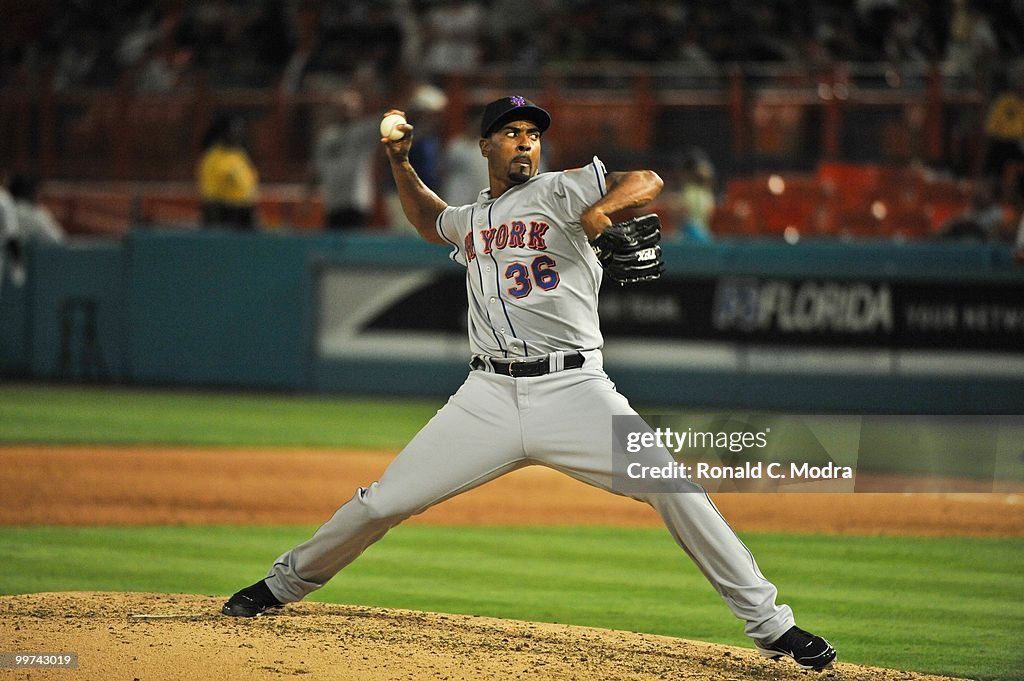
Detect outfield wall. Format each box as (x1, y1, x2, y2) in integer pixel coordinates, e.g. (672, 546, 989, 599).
(2, 230, 1022, 412)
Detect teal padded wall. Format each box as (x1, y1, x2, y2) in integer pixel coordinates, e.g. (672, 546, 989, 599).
(0, 272, 29, 376)
(120, 231, 453, 388)
(25, 241, 126, 381)
(125, 230, 331, 388)
(2, 230, 1021, 412)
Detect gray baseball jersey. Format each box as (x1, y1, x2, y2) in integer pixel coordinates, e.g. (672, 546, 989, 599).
(264, 156, 796, 646)
(436, 156, 607, 358)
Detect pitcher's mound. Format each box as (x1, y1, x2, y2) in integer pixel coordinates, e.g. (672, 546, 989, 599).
(1, 592, 962, 680)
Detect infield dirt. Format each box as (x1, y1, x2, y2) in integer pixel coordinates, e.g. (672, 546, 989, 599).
(2, 446, 1022, 533)
(2, 445, 1017, 680)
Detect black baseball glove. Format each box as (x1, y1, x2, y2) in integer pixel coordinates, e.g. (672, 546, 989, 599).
(589, 213, 665, 284)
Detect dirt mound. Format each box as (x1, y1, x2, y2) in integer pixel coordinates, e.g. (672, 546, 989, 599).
(0, 592, 965, 681)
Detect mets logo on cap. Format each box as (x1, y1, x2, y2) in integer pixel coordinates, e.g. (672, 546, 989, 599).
(510, 95, 527, 107)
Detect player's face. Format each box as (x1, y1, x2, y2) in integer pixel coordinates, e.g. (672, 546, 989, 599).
(481, 120, 542, 189)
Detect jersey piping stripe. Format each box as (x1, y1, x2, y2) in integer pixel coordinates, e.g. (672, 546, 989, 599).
(701, 489, 770, 581)
(590, 156, 607, 197)
(469, 204, 509, 355)
(486, 201, 525, 356)
(435, 211, 461, 263)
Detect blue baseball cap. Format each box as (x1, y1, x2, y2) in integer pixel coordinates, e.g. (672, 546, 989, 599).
(480, 95, 551, 138)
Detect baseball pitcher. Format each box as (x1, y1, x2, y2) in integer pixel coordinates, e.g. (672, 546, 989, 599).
(223, 96, 836, 672)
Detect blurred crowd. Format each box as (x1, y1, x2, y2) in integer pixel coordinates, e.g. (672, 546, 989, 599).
(2, 0, 1022, 95)
(2, 0, 1023, 252)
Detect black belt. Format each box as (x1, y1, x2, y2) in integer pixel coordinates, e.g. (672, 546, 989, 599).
(472, 351, 585, 378)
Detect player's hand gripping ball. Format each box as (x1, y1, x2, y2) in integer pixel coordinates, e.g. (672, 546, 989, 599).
(380, 113, 407, 141)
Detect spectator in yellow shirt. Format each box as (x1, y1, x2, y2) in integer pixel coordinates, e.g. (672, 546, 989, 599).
(197, 115, 259, 228)
(983, 61, 1024, 202)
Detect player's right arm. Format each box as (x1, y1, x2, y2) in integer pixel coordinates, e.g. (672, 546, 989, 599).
(380, 109, 447, 245)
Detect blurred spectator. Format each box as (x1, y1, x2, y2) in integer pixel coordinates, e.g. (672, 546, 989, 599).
(2, 174, 66, 291)
(197, 115, 259, 229)
(442, 105, 490, 207)
(811, 10, 862, 62)
(52, 29, 107, 90)
(394, 0, 425, 73)
(0, 174, 18, 291)
(943, 0, 999, 87)
(312, 89, 380, 230)
(406, 84, 447, 192)
(937, 177, 1006, 240)
(116, 7, 161, 69)
(673, 26, 720, 78)
(384, 83, 448, 233)
(661, 149, 716, 242)
(132, 44, 184, 93)
(124, 7, 195, 93)
(982, 60, 1024, 203)
(9, 174, 65, 245)
(299, 3, 404, 93)
(482, 0, 557, 69)
(278, 2, 319, 94)
(882, 2, 935, 65)
(422, 0, 483, 76)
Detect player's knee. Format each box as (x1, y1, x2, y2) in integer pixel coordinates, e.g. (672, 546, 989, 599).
(356, 483, 418, 522)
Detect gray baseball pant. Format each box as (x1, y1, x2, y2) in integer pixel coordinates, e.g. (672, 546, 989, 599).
(265, 352, 795, 645)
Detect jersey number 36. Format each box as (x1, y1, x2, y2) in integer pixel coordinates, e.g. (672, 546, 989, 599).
(505, 255, 560, 299)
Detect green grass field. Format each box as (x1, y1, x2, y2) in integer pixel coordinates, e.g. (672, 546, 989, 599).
(2, 383, 1023, 680)
(0, 526, 1020, 680)
(0, 383, 439, 449)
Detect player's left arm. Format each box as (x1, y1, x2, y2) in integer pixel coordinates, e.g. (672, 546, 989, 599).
(579, 170, 663, 241)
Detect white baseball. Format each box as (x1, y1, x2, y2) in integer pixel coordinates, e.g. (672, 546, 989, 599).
(380, 113, 407, 141)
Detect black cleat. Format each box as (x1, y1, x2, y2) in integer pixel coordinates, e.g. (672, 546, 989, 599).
(756, 625, 837, 671)
(222, 580, 284, 618)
